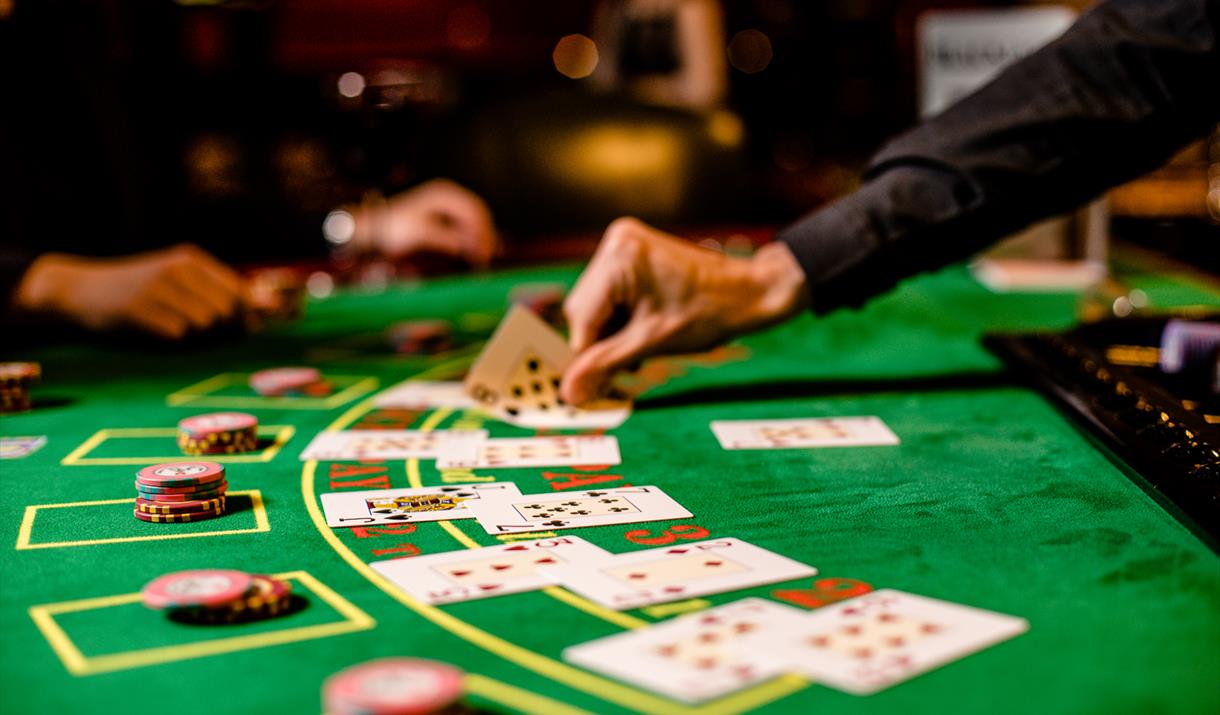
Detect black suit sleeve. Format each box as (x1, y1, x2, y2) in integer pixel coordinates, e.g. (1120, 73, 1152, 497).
(777, 0, 1220, 314)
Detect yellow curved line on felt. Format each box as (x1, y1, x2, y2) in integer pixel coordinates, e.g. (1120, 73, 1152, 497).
(303, 361, 810, 715)
(464, 673, 596, 715)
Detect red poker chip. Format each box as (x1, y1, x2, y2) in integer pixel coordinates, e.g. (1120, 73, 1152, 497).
(136, 496, 225, 514)
(137, 482, 228, 501)
(178, 412, 258, 437)
(141, 569, 253, 610)
(136, 461, 225, 487)
(323, 658, 464, 715)
(135, 478, 228, 495)
(249, 367, 322, 396)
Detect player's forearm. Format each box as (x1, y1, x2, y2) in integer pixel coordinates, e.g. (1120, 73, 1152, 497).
(780, 0, 1220, 314)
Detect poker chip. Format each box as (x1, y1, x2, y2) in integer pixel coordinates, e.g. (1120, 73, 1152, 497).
(134, 461, 229, 521)
(169, 574, 295, 624)
(136, 461, 225, 487)
(177, 412, 259, 456)
(136, 496, 225, 514)
(141, 569, 254, 610)
(0, 361, 40, 414)
(323, 658, 465, 715)
(386, 320, 453, 355)
(249, 366, 326, 397)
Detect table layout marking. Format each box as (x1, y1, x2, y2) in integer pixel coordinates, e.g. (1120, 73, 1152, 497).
(60, 426, 295, 466)
(166, 372, 379, 410)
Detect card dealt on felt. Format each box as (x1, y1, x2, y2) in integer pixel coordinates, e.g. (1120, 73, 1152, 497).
(298, 429, 487, 461)
(541, 537, 817, 610)
(466, 486, 690, 535)
(464, 305, 630, 429)
(373, 381, 477, 410)
(761, 589, 1028, 694)
(563, 598, 809, 703)
(371, 536, 611, 605)
(436, 435, 621, 469)
(320, 482, 521, 528)
(710, 416, 899, 450)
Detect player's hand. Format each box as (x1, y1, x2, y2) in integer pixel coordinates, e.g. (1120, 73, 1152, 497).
(560, 218, 809, 405)
(351, 179, 498, 268)
(15, 244, 246, 340)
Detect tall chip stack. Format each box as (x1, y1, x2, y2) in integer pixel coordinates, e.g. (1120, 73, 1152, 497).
(0, 362, 41, 413)
(177, 412, 259, 455)
(141, 569, 294, 623)
(134, 461, 229, 522)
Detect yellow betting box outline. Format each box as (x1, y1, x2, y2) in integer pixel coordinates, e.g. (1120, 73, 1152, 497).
(28, 570, 374, 676)
(15, 489, 270, 550)
(166, 372, 378, 410)
(302, 361, 809, 715)
(60, 425, 295, 466)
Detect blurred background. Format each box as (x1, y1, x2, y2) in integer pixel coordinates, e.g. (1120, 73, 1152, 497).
(2, 0, 1216, 282)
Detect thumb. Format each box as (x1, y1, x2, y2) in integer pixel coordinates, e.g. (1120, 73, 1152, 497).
(560, 314, 654, 406)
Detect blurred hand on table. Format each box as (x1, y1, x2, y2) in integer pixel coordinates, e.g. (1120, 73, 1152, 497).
(15, 243, 248, 340)
(559, 217, 809, 406)
(348, 179, 499, 268)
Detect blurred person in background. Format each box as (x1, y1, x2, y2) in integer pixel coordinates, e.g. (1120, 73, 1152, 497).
(559, 0, 1220, 404)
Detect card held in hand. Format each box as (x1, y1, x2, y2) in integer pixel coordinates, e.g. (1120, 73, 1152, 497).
(371, 535, 611, 605)
(320, 482, 521, 528)
(563, 597, 809, 703)
(761, 589, 1028, 694)
(464, 305, 630, 429)
(540, 537, 817, 610)
(466, 485, 691, 535)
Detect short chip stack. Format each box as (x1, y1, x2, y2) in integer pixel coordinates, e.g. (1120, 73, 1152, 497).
(0, 362, 40, 413)
(323, 658, 465, 715)
(177, 412, 259, 455)
(141, 569, 294, 624)
(135, 461, 228, 522)
(387, 320, 453, 355)
(249, 366, 330, 396)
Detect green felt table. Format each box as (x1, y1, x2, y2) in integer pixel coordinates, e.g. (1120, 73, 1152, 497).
(2, 257, 1219, 715)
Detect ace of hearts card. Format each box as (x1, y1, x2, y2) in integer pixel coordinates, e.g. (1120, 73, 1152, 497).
(320, 482, 521, 528)
(463, 305, 630, 429)
(540, 537, 817, 610)
(370, 535, 611, 605)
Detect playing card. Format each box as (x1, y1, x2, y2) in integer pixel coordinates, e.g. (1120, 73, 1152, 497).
(435, 435, 621, 469)
(0, 435, 47, 460)
(320, 482, 521, 528)
(370, 535, 611, 605)
(466, 486, 691, 535)
(761, 589, 1028, 694)
(299, 429, 487, 461)
(709, 416, 900, 450)
(540, 538, 817, 610)
(464, 305, 631, 429)
(563, 598, 809, 703)
(372, 380, 477, 410)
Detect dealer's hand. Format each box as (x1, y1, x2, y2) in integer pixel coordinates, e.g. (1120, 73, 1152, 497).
(560, 217, 809, 405)
(15, 244, 245, 339)
(351, 179, 498, 268)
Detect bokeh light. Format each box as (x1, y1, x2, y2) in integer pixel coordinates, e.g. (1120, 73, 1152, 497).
(553, 34, 599, 79)
(727, 29, 773, 74)
(336, 72, 365, 98)
(322, 209, 355, 245)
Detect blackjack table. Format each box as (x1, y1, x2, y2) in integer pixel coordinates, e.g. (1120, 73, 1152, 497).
(2, 253, 1219, 715)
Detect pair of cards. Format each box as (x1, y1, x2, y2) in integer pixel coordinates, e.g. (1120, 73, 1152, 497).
(464, 305, 631, 429)
(566, 591, 1028, 702)
(370, 536, 815, 613)
(710, 416, 899, 450)
(323, 484, 686, 535)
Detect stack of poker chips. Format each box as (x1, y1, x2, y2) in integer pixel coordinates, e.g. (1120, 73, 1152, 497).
(323, 658, 465, 715)
(0, 361, 40, 413)
(386, 320, 453, 355)
(177, 412, 259, 455)
(248, 366, 331, 396)
(134, 461, 228, 522)
(141, 569, 294, 624)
